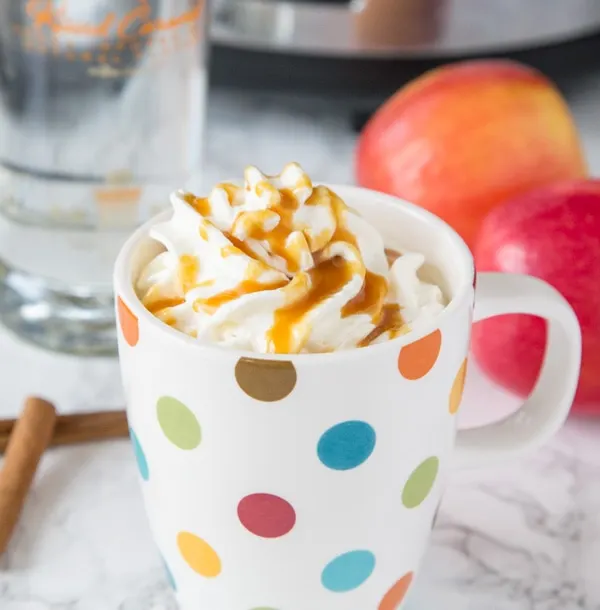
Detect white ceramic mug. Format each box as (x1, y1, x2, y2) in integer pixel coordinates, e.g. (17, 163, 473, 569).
(114, 186, 581, 610)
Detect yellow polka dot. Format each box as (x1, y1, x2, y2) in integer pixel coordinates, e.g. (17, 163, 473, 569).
(177, 532, 221, 578)
(398, 330, 442, 380)
(449, 359, 468, 415)
(235, 358, 297, 402)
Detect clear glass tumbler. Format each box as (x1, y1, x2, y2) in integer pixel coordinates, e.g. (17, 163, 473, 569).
(0, 0, 208, 355)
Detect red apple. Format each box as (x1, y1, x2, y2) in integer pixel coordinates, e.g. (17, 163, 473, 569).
(356, 60, 587, 251)
(472, 181, 600, 414)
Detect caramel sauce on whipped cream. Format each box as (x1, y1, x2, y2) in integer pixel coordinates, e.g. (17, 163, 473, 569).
(137, 163, 444, 353)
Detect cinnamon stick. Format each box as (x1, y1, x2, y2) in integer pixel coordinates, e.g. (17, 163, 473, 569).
(0, 397, 57, 554)
(0, 410, 129, 454)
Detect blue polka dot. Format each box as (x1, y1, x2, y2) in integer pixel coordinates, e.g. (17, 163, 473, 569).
(130, 428, 149, 481)
(317, 421, 376, 471)
(321, 550, 376, 592)
(163, 558, 177, 591)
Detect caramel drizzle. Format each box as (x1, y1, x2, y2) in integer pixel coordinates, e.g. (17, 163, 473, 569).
(179, 255, 199, 293)
(145, 297, 185, 314)
(154, 181, 407, 352)
(223, 232, 261, 260)
(356, 247, 406, 346)
(233, 186, 303, 273)
(193, 257, 287, 315)
(266, 195, 404, 353)
(327, 189, 360, 249)
(194, 278, 288, 314)
(182, 192, 212, 216)
(156, 311, 177, 327)
(217, 182, 242, 204)
(342, 270, 388, 319)
(358, 303, 406, 347)
(267, 256, 356, 354)
(221, 245, 242, 258)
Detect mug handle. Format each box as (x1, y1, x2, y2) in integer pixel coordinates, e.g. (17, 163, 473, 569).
(455, 272, 582, 468)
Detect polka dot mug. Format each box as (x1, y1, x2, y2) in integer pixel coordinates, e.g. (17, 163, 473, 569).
(114, 185, 581, 610)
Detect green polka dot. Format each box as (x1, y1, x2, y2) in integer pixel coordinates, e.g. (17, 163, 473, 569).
(157, 396, 201, 450)
(402, 456, 439, 509)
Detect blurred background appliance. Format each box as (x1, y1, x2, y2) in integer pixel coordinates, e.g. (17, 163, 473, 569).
(211, 0, 600, 122)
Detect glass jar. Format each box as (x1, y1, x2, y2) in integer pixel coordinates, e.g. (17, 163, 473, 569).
(0, 0, 208, 355)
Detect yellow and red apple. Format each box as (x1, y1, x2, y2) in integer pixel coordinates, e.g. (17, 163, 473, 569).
(356, 60, 588, 250)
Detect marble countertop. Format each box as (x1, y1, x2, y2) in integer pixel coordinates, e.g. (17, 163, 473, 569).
(2, 77, 600, 609)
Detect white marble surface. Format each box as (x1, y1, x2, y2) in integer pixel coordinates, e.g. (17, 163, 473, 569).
(2, 77, 600, 609)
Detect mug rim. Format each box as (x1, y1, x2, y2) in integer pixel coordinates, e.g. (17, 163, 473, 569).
(114, 184, 475, 363)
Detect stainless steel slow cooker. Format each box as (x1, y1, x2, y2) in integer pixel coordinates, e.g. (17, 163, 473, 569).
(211, 0, 600, 58)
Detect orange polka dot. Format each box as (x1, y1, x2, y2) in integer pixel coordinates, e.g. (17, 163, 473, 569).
(398, 330, 441, 380)
(379, 572, 414, 610)
(449, 359, 468, 415)
(177, 532, 221, 578)
(118, 296, 139, 347)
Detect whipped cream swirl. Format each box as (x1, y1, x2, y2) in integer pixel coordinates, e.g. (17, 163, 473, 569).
(136, 163, 445, 353)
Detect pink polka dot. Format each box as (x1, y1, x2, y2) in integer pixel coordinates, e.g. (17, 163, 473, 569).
(238, 493, 296, 538)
